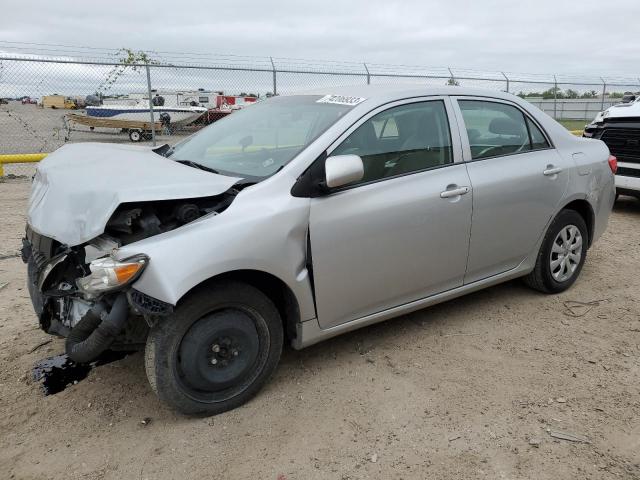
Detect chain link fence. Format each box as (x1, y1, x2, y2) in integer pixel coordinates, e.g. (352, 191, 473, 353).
(2, 47, 640, 176)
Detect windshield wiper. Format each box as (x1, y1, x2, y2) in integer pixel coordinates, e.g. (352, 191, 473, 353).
(175, 160, 220, 174)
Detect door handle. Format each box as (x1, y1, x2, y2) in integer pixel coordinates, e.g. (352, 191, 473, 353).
(440, 186, 470, 198)
(543, 166, 563, 176)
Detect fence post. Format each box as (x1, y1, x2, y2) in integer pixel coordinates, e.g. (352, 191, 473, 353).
(584, 101, 589, 121)
(145, 64, 156, 147)
(553, 75, 557, 120)
(600, 77, 606, 112)
(501, 72, 509, 93)
(270, 57, 277, 96)
(363, 63, 370, 85)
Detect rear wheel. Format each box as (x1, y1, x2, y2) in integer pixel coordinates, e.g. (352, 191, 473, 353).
(145, 281, 283, 416)
(524, 209, 588, 294)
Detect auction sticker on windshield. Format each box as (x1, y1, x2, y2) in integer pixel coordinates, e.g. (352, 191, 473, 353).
(316, 94, 366, 106)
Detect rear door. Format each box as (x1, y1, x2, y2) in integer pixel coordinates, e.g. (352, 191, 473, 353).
(451, 97, 570, 283)
(308, 97, 473, 329)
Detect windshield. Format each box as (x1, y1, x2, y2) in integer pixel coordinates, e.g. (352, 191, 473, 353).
(169, 95, 354, 178)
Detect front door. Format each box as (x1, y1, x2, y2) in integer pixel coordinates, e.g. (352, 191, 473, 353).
(452, 97, 571, 283)
(308, 98, 473, 329)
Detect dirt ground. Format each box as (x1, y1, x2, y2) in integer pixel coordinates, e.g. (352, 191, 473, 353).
(0, 178, 639, 480)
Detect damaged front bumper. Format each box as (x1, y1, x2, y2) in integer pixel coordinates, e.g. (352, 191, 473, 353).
(22, 225, 171, 362)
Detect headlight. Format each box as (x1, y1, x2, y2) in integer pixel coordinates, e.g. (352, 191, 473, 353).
(77, 254, 148, 294)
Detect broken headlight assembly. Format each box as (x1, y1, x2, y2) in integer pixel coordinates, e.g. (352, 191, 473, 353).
(77, 254, 149, 295)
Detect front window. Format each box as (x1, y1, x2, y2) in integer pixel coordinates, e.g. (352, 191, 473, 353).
(331, 100, 453, 185)
(169, 95, 354, 178)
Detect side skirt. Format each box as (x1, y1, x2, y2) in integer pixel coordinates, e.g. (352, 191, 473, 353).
(292, 263, 532, 350)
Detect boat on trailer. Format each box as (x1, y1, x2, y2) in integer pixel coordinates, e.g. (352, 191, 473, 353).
(85, 105, 207, 126)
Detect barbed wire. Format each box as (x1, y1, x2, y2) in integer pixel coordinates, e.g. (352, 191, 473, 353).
(1, 40, 640, 86)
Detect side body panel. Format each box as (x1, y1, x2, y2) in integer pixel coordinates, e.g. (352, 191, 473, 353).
(116, 171, 317, 322)
(307, 96, 472, 329)
(309, 164, 472, 328)
(462, 149, 571, 282)
(562, 137, 615, 243)
(449, 96, 572, 283)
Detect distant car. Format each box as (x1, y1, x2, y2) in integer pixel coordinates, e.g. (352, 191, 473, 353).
(23, 86, 615, 415)
(584, 97, 640, 199)
(21, 97, 37, 105)
(0, 98, 8, 105)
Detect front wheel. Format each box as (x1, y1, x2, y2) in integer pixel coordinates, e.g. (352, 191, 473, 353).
(145, 282, 283, 416)
(524, 209, 588, 294)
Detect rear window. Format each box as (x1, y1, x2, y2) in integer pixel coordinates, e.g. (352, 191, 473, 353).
(458, 100, 549, 160)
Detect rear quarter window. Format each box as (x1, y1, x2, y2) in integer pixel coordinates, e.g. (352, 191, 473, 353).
(458, 100, 550, 160)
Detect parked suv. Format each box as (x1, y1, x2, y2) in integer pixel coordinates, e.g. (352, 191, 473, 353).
(584, 96, 640, 199)
(23, 86, 615, 415)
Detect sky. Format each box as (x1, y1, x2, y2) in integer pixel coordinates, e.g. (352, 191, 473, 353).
(1, 0, 639, 78)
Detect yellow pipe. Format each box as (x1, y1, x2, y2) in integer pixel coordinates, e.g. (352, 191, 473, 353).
(0, 153, 47, 176)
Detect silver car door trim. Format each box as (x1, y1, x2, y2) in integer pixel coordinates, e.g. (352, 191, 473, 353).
(543, 166, 563, 176)
(440, 186, 470, 198)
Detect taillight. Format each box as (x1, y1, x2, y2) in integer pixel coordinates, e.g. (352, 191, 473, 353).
(608, 155, 618, 174)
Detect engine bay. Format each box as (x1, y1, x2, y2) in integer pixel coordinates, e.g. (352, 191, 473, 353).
(23, 190, 237, 341)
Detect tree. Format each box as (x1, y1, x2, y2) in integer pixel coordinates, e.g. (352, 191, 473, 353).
(565, 89, 579, 99)
(97, 48, 159, 96)
(541, 87, 564, 99)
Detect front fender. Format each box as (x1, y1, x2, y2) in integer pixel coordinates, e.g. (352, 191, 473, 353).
(115, 185, 316, 322)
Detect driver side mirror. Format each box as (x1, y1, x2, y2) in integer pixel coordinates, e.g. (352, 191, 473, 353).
(324, 154, 364, 189)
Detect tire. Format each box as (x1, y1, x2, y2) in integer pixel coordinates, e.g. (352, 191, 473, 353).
(129, 130, 142, 142)
(144, 281, 283, 416)
(523, 209, 588, 294)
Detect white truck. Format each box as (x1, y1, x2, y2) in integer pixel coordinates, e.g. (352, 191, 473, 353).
(584, 95, 640, 199)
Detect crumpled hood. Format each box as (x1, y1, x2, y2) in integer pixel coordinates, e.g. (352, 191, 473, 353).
(27, 143, 240, 246)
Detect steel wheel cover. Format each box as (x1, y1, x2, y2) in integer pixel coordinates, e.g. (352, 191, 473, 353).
(549, 225, 583, 282)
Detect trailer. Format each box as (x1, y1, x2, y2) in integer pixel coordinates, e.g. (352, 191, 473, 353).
(66, 113, 164, 142)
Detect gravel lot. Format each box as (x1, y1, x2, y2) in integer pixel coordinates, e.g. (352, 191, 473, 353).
(0, 178, 639, 480)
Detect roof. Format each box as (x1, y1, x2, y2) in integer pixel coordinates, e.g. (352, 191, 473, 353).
(292, 84, 575, 147)
(295, 84, 519, 105)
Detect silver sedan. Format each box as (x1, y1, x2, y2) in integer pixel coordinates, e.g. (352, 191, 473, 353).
(24, 86, 616, 415)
